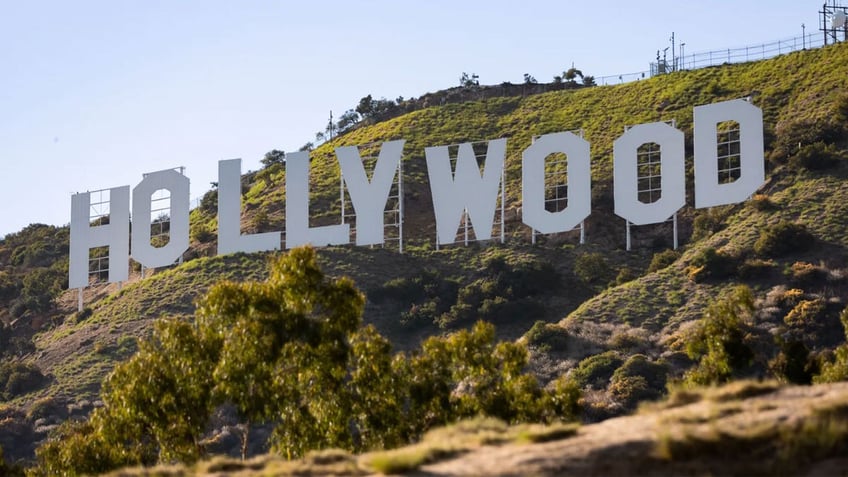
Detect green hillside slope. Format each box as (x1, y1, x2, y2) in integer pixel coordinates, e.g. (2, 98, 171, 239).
(2, 42, 848, 466)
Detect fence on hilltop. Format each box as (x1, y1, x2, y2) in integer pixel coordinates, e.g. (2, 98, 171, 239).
(597, 32, 828, 86)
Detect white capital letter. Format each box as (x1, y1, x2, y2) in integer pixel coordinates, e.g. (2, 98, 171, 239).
(131, 169, 190, 268)
(425, 139, 506, 245)
(285, 151, 350, 248)
(522, 132, 591, 234)
(217, 159, 281, 255)
(613, 122, 685, 225)
(69, 186, 130, 288)
(336, 140, 404, 246)
(694, 99, 765, 208)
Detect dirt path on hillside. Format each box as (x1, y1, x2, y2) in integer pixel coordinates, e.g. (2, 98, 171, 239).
(412, 382, 848, 476)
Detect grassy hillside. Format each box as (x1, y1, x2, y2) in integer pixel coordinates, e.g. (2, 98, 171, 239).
(2, 42, 848, 466)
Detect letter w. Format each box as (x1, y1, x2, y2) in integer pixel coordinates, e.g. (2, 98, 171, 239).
(425, 139, 506, 245)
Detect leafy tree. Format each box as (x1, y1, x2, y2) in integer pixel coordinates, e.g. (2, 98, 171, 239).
(403, 321, 554, 433)
(582, 75, 596, 86)
(355, 95, 398, 122)
(356, 94, 374, 118)
(195, 246, 366, 457)
(260, 150, 285, 168)
(103, 318, 217, 463)
(336, 109, 360, 133)
(564, 67, 583, 83)
(523, 73, 537, 84)
(459, 72, 479, 88)
(33, 248, 579, 474)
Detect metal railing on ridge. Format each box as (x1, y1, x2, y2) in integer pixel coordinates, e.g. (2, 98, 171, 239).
(597, 32, 827, 86)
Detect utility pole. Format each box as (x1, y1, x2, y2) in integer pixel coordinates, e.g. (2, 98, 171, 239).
(670, 32, 676, 71)
(802, 23, 806, 49)
(680, 43, 685, 70)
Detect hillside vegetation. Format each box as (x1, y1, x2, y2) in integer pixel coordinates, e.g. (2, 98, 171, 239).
(1, 41, 848, 470)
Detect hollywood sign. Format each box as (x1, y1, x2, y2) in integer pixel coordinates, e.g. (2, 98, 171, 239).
(69, 99, 764, 290)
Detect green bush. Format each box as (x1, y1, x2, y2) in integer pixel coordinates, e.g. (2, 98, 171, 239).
(570, 351, 623, 389)
(789, 141, 843, 171)
(814, 307, 848, 383)
(27, 396, 66, 422)
(190, 222, 215, 243)
(525, 321, 568, 352)
(683, 286, 755, 386)
(691, 210, 724, 241)
(736, 258, 774, 279)
(686, 247, 737, 282)
(615, 267, 637, 285)
(574, 252, 612, 285)
(0, 361, 46, 400)
(609, 355, 668, 409)
(438, 254, 557, 329)
(753, 221, 813, 257)
(648, 249, 681, 273)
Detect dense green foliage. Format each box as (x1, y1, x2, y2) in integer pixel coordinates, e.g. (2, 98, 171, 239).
(815, 308, 848, 383)
(31, 248, 578, 475)
(0, 362, 46, 401)
(0, 224, 68, 321)
(683, 286, 756, 385)
(753, 221, 814, 257)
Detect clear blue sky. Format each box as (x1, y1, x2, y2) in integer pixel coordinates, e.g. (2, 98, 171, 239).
(0, 1, 823, 237)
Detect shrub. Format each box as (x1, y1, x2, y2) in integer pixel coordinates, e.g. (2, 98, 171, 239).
(770, 339, 815, 385)
(116, 335, 138, 356)
(788, 261, 828, 287)
(438, 254, 557, 329)
(648, 249, 681, 273)
(570, 351, 623, 389)
(0, 362, 46, 400)
(814, 307, 848, 383)
(784, 298, 826, 328)
(737, 258, 774, 279)
(750, 193, 777, 211)
(788, 141, 843, 171)
(609, 355, 668, 409)
(691, 210, 724, 241)
(546, 375, 582, 421)
(753, 221, 813, 257)
(574, 252, 612, 285)
(615, 267, 637, 285)
(685, 247, 736, 282)
(190, 223, 215, 243)
(683, 286, 755, 386)
(778, 288, 806, 308)
(27, 396, 66, 422)
(525, 321, 568, 352)
(608, 375, 651, 409)
(612, 355, 668, 391)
